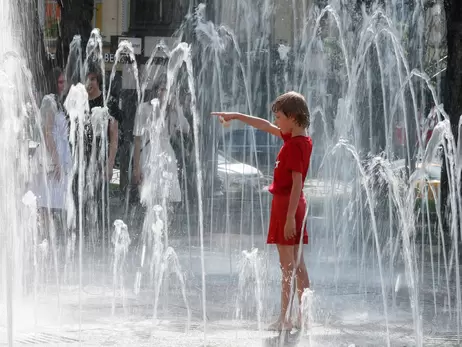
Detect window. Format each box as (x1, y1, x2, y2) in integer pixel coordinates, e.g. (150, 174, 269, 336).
(133, 0, 174, 26)
(129, 0, 189, 34)
(93, 1, 103, 31)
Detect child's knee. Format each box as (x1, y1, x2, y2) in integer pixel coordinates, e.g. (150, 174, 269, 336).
(278, 245, 296, 272)
(280, 260, 295, 274)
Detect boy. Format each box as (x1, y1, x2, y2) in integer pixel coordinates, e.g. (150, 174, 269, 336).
(85, 66, 120, 181)
(71, 65, 120, 242)
(212, 91, 312, 331)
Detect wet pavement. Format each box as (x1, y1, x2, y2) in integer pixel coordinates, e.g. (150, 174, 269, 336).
(1, 229, 461, 347)
(1, 193, 461, 346)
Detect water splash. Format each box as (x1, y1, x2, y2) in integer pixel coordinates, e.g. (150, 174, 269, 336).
(111, 219, 131, 315)
(300, 288, 314, 338)
(150, 205, 191, 332)
(1, 1, 459, 346)
(235, 248, 265, 331)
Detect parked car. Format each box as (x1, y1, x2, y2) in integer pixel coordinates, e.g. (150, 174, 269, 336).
(216, 150, 271, 199)
(413, 162, 440, 201)
(112, 150, 271, 201)
(392, 159, 441, 201)
(218, 128, 281, 171)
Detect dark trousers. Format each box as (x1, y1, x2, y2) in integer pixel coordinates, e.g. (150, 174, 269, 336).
(71, 171, 110, 247)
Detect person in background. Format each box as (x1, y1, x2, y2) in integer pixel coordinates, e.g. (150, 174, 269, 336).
(133, 79, 190, 207)
(132, 78, 191, 246)
(71, 64, 120, 243)
(34, 67, 72, 242)
(170, 89, 195, 209)
(85, 65, 120, 181)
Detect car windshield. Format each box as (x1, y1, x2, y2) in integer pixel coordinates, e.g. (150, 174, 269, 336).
(426, 164, 441, 180)
(217, 150, 239, 165)
(415, 162, 441, 180)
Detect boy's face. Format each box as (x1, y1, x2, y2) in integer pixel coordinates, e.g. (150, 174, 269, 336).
(57, 74, 65, 96)
(274, 110, 294, 134)
(86, 73, 100, 95)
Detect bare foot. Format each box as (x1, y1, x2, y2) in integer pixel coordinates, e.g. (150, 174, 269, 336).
(267, 319, 293, 331)
(267, 320, 281, 331)
(293, 318, 301, 330)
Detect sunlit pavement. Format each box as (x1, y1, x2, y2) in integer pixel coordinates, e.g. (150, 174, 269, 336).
(0, 228, 460, 346)
(0, 182, 456, 346)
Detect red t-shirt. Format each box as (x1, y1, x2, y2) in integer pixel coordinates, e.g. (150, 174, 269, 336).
(268, 133, 313, 196)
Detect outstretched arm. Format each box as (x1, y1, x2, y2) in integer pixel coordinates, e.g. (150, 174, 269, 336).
(107, 119, 119, 180)
(40, 95, 61, 179)
(43, 110, 59, 166)
(133, 136, 142, 184)
(211, 112, 281, 138)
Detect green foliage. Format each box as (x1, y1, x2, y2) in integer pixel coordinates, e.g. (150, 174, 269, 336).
(415, 198, 437, 214)
(45, 19, 59, 38)
(323, 36, 345, 75)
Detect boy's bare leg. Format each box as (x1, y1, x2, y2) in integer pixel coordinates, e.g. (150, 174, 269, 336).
(294, 244, 310, 327)
(268, 245, 295, 331)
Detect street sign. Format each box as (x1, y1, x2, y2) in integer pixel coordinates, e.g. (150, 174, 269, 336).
(118, 37, 142, 55)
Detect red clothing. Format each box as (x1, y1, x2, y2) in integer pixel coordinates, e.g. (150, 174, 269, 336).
(267, 195, 308, 245)
(269, 133, 312, 195)
(267, 133, 312, 245)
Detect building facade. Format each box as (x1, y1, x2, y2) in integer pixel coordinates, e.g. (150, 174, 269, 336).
(40, 0, 304, 72)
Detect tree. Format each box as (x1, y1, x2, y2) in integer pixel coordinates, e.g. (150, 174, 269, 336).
(18, 1, 54, 95)
(19, 0, 94, 91)
(441, 0, 462, 237)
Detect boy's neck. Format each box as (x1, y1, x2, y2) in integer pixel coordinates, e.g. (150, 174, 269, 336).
(290, 126, 307, 137)
(89, 90, 102, 100)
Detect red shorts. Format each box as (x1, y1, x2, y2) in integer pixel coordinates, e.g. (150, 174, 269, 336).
(267, 195, 308, 245)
